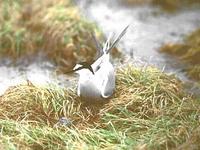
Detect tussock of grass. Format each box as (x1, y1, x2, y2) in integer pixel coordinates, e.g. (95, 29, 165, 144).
(187, 65, 200, 81)
(160, 28, 200, 80)
(0, 84, 78, 125)
(122, 0, 200, 12)
(122, 0, 151, 5)
(151, 0, 200, 12)
(0, 65, 199, 149)
(0, 0, 99, 71)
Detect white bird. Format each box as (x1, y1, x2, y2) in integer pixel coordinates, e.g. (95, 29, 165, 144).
(73, 26, 129, 102)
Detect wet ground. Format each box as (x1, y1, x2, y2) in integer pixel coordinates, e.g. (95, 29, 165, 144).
(0, 0, 200, 95)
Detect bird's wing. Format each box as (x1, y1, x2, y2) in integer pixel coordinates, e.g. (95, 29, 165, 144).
(101, 68, 115, 98)
(92, 53, 110, 73)
(91, 56, 103, 72)
(77, 83, 80, 96)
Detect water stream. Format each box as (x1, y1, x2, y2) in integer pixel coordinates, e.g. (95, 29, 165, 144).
(0, 54, 75, 95)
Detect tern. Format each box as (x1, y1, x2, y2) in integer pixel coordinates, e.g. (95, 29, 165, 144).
(73, 26, 129, 102)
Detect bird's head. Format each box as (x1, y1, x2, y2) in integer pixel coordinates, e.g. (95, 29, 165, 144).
(73, 62, 94, 75)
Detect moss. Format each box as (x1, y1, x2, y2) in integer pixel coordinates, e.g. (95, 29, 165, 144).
(0, 65, 199, 149)
(160, 28, 200, 80)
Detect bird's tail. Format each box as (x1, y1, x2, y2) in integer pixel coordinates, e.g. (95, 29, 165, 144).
(102, 33, 112, 54)
(102, 25, 129, 54)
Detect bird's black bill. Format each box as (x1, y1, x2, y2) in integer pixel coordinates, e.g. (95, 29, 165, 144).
(88, 65, 95, 74)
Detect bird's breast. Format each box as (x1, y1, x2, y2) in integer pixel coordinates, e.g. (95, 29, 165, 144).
(78, 79, 102, 100)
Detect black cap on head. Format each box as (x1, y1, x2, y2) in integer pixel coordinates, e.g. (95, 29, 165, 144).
(74, 62, 94, 74)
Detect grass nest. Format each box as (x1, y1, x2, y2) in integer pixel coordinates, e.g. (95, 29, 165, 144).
(0, 0, 101, 72)
(0, 65, 199, 149)
(160, 28, 200, 81)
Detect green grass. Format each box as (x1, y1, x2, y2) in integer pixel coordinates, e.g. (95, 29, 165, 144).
(0, 65, 199, 149)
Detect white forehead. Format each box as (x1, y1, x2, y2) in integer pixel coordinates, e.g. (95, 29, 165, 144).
(73, 64, 83, 70)
(73, 64, 93, 76)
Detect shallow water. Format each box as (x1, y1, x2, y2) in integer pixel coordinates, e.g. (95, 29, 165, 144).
(76, 0, 200, 77)
(0, 54, 75, 95)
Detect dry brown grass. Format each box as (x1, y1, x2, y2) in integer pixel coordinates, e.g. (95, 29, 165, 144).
(160, 28, 200, 80)
(176, 127, 200, 150)
(122, 0, 151, 5)
(0, 83, 103, 129)
(122, 0, 200, 12)
(151, 0, 200, 12)
(0, 0, 100, 72)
